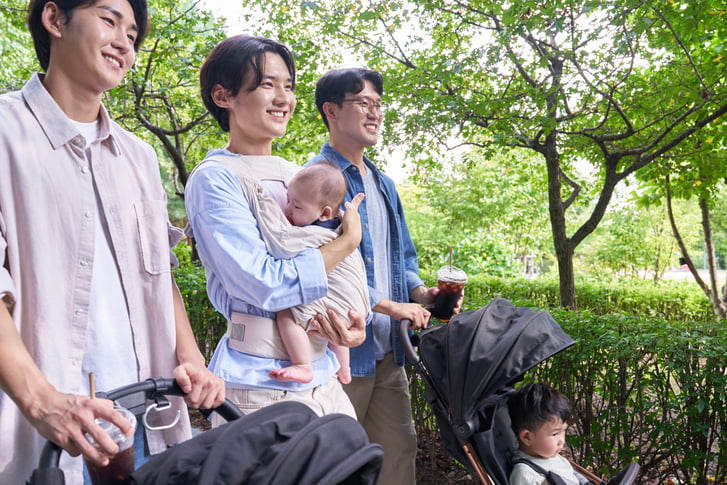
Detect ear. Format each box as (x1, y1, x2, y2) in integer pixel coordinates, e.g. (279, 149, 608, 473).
(518, 429, 533, 447)
(41, 2, 64, 40)
(211, 84, 233, 109)
(321, 101, 339, 123)
(318, 205, 335, 222)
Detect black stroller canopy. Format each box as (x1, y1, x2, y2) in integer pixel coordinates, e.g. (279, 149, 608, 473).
(418, 297, 576, 442)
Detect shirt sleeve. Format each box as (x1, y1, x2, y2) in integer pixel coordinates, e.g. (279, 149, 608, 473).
(0, 212, 16, 308)
(185, 162, 328, 315)
(392, 189, 425, 297)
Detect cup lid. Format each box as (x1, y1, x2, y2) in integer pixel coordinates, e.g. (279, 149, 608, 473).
(437, 265, 467, 282)
(86, 406, 136, 447)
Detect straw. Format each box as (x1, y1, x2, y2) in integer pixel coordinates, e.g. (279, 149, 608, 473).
(449, 247, 453, 271)
(88, 372, 95, 399)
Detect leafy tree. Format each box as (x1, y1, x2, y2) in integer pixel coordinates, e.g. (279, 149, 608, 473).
(637, 139, 727, 318)
(235, 0, 727, 309)
(0, 1, 38, 90)
(108, 0, 227, 201)
(580, 199, 699, 282)
(402, 147, 552, 277)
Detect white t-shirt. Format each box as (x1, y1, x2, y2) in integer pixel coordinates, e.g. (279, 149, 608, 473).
(73, 120, 138, 395)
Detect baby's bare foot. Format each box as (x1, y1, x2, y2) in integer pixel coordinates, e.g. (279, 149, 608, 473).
(270, 364, 314, 384)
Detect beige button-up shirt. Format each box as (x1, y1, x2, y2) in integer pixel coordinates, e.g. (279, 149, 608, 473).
(0, 74, 190, 484)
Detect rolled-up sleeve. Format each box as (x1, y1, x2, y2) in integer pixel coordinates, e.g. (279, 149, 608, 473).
(185, 163, 328, 316)
(0, 213, 16, 308)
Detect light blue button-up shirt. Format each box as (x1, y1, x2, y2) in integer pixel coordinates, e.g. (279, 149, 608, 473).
(184, 149, 339, 390)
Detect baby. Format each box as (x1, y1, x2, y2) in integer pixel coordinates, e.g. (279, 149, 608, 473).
(269, 162, 367, 384)
(508, 383, 592, 485)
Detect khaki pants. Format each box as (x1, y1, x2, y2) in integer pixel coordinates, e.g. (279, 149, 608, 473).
(343, 352, 417, 485)
(211, 376, 355, 427)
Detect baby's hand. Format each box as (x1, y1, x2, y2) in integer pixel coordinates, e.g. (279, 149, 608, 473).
(339, 193, 365, 245)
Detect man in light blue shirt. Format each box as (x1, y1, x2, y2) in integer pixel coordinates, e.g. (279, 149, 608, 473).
(185, 35, 366, 421)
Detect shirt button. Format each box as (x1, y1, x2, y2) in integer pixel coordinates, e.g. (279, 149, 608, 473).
(81, 167, 89, 174)
(80, 260, 88, 266)
(366, 257, 372, 263)
(75, 309, 83, 316)
(84, 211, 91, 219)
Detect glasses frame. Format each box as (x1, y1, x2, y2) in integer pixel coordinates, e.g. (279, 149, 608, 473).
(341, 97, 387, 115)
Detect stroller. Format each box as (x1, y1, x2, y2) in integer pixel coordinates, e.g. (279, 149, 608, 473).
(399, 297, 640, 485)
(28, 377, 383, 485)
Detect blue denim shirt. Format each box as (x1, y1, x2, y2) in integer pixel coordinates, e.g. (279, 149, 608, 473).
(308, 143, 425, 376)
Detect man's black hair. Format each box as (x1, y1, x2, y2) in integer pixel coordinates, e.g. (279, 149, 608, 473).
(27, 0, 149, 71)
(199, 34, 296, 133)
(508, 383, 571, 435)
(314, 68, 384, 130)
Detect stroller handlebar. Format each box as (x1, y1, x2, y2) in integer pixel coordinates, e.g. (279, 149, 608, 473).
(37, 377, 242, 470)
(398, 319, 420, 364)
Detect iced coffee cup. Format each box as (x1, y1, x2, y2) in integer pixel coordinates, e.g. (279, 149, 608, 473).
(431, 265, 467, 322)
(84, 405, 136, 485)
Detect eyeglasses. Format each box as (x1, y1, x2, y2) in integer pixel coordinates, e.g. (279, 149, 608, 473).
(341, 97, 387, 115)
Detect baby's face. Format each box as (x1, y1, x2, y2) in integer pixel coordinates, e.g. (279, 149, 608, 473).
(285, 181, 324, 226)
(522, 417, 568, 459)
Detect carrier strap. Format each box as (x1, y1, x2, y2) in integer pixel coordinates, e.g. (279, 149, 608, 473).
(512, 458, 570, 485)
(227, 312, 326, 361)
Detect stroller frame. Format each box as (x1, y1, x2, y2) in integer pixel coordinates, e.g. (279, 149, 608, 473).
(399, 298, 640, 485)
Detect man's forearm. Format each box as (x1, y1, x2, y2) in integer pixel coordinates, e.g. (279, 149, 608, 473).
(0, 302, 55, 419)
(171, 277, 206, 367)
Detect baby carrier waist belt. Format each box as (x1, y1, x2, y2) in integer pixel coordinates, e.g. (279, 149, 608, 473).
(228, 312, 327, 361)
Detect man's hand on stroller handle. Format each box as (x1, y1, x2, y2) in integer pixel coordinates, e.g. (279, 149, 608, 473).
(373, 297, 431, 330)
(173, 362, 225, 410)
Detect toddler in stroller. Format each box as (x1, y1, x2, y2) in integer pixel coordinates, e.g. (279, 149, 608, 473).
(398, 297, 640, 485)
(509, 382, 594, 485)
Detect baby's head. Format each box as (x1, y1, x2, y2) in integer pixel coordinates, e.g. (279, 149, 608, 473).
(508, 383, 571, 459)
(285, 162, 347, 226)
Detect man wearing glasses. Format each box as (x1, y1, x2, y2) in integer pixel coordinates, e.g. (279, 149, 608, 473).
(308, 68, 438, 485)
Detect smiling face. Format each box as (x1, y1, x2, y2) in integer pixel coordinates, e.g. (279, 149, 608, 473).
(518, 416, 568, 459)
(328, 79, 382, 151)
(217, 51, 296, 155)
(45, 0, 138, 96)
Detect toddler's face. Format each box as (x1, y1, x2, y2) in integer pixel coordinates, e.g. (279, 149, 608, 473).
(522, 417, 567, 459)
(285, 181, 324, 226)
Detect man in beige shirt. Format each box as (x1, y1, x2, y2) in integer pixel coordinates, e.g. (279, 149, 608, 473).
(0, 1, 224, 483)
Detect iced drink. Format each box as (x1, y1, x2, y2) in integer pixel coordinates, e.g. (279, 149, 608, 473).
(431, 265, 467, 321)
(84, 405, 136, 485)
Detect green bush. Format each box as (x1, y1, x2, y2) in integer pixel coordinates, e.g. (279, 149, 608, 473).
(528, 310, 726, 485)
(173, 261, 226, 362)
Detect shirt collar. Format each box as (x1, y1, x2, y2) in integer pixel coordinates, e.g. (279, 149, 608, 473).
(320, 142, 377, 174)
(22, 73, 120, 155)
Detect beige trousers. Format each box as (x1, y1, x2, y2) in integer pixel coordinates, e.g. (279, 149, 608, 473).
(343, 352, 417, 485)
(211, 376, 355, 427)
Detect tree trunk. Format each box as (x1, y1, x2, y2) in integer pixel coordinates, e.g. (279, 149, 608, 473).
(543, 135, 577, 309)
